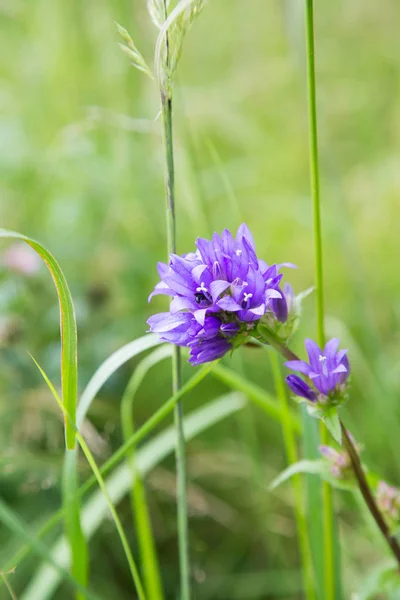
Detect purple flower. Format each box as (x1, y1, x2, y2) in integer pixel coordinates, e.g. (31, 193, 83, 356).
(147, 311, 232, 364)
(285, 338, 350, 403)
(148, 224, 293, 364)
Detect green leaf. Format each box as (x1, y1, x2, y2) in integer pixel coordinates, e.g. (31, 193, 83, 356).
(322, 409, 342, 445)
(357, 562, 399, 599)
(270, 458, 357, 493)
(30, 356, 147, 600)
(121, 345, 172, 600)
(62, 450, 88, 600)
(211, 364, 301, 432)
(4, 361, 213, 577)
(0, 229, 78, 450)
(21, 392, 246, 600)
(77, 333, 162, 427)
(270, 459, 327, 490)
(0, 499, 102, 600)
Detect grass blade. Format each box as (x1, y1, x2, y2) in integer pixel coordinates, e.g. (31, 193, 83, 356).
(211, 363, 301, 432)
(30, 357, 147, 600)
(77, 334, 162, 427)
(303, 0, 338, 593)
(0, 230, 77, 449)
(0, 500, 102, 600)
(62, 449, 88, 600)
(3, 362, 213, 577)
(121, 345, 172, 600)
(270, 351, 316, 599)
(22, 393, 246, 600)
(0, 229, 87, 598)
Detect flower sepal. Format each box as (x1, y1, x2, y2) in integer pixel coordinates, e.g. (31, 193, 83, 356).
(260, 285, 314, 344)
(304, 403, 342, 444)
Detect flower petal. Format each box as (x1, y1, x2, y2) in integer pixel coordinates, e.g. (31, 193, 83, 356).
(286, 375, 317, 402)
(147, 312, 191, 333)
(236, 223, 256, 249)
(170, 296, 196, 313)
(285, 360, 311, 376)
(210, 279, 231, 302)
(216, 296, 241, 312)
(305, 338, 322, 370)
(323, 338, 340, 360)
(194, 308, 208, 326)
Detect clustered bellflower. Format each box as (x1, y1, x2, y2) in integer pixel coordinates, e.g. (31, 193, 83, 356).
(285, 338, 350, 405)
(147, 224, 293, 364)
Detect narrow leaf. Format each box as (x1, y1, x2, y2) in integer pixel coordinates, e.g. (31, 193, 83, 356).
(0, 499, 102, 600)
(211, 363, 301, 432)
(62, 450, 88, 600)
(121, 345, 172, 600)
(30, 357, 147, 600)
(77, 333, 162, 427)
(0, 229, 77, 450)
(270, 459, 326, 490)
(21, 393, 246, 600)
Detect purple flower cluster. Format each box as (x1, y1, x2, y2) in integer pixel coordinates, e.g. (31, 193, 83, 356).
(148, 224, 292, 364)
(319, 445, 351, 479)
(286, 338, 350, 404)
(376, 481, 400, 521)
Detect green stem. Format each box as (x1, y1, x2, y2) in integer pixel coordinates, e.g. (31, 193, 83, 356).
(77, 433, 147, 600)
(270, 351, 316, 600)
(121, 347, 171, 600)
(304, 1, 335, 596)
(341, 423, 400, 567)
(305, 0, 324, 345)
(32, 358, 147, 600)
(160, 2, 190, 597)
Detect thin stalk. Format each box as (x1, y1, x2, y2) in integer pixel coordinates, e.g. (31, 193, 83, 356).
(121, 347, 170, 600)
(32, 359, 147, 600)
(304, 0, 335, 596)
(160, 1, 190, 597)
(341, 423, 400, 567)
(270, 351, 316, 600)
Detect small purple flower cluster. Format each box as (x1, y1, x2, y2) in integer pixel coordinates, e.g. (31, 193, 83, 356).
(147, 224, 292, 364)
(319, 445, 352, 479)
(286, 338, 350, 405)
(376, 481, 400, 522)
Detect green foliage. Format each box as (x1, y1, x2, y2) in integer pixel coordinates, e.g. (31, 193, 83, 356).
(21, 393, 246, 600)
(121, 346, 172, 600)
(270, 459, 357, 492)
(0, 230, 77, 450)
(1, 0, 399, 597)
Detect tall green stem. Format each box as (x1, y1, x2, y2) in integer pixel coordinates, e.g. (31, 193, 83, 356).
(304, 1, 335, 597)
(160, 2, 190, 597)
(270, 351, 316, 600)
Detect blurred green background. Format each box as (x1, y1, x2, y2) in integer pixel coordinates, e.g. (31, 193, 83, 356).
(1, 0, 400, 597)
